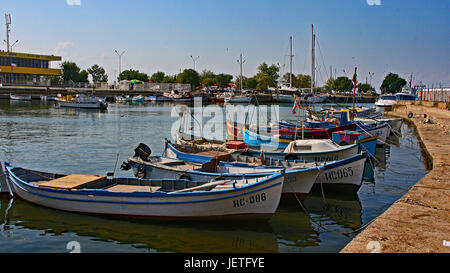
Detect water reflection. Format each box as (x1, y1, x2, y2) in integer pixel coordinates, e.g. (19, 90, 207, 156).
(0, 197, 279, 253)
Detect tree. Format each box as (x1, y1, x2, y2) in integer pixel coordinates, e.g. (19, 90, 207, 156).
(323, 78, 334, 91)
(176, 69, 200, 89)
(380, 73, 407, 94)
(255, 62, 279, 90)
(118, 69, 149, 82)
(77, 70, 89, 83)
(215, 73, 233, 88)
(88, 64, 108, 83)
(282, 72, 296, 86)
(61, 61, 82, 82)
(357, 83, 375, 93)
(295, 74, 311, 89)
(256, 74, 275, 90)
(331, 76, 353, 92)
(200, 70, 216, 87)
(162, 75, 176, 83)
(150, 71, 166, 83)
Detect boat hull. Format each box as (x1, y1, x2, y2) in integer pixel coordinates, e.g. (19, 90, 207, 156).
(5, 165, 283, 220)
(58, 101, 108, 110)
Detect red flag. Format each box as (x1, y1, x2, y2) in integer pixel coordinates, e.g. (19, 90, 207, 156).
(292, 94, 299, 115)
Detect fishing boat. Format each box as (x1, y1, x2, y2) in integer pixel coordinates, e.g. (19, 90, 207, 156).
(57, 94, 108, 110)
(131, 95, 145, 103)
(242, 123, 358, 149)
(165, 141, 369, 194)
(124, 143, 322, 200)
(9, 94, 32, 101)
(4, 162, 284, 221)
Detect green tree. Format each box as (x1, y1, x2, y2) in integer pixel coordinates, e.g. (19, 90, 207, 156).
(77, 70, 89, 83)
(282, 72, 296, 86)
(162, 75, 176, 83)
(87, 64, 108, 83)
(323, 78, 334, 91)
(215, 73, 233, 88)
(200, 70, 216, 87)
(295, 74, 311, 89)
(255, 62, 279, 90)
(331, 76, 354, 92)
(380, 73, 407, 94)
(176, 69, 200, 89)
(61, 61, 82, 82)
(118, 69, 149, 82)
(357, 83, 375, 93)
(150, 71, 166, 83)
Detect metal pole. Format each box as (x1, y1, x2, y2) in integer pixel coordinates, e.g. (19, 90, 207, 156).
(289, 36, 293, 88)
(190, 55, 199, 71)
(114, 50, 126, 76)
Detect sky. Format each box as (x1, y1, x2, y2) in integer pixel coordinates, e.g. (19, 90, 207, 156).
(1, 0, 449, 89)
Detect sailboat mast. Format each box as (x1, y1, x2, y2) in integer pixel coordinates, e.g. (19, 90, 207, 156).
(239, 53, 243, 92)
(311, 24, 316, 109)
(289, 36, 293, 88)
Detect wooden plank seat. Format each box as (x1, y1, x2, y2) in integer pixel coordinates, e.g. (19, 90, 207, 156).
(103, 184, 162, 193)
(37, 174, 106, 190)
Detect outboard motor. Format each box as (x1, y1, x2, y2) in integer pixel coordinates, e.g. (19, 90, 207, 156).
(134, 143, 152, 161)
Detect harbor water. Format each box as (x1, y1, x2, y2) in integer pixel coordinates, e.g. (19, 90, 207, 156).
(0, 100, 428, 253)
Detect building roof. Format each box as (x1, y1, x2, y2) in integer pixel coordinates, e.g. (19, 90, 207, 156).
(0, 51, 62, 61)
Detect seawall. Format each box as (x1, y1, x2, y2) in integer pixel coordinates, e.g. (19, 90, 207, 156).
(341, 102, 450, 253)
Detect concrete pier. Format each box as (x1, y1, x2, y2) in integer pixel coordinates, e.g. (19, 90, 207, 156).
(341, 102, 450, 253)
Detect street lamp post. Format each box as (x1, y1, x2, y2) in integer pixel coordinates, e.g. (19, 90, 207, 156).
(190, 55, 199, 71)
(9, 39, 18, 85)
(114, 49, 126, 79)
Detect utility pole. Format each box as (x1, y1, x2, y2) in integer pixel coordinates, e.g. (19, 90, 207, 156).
(114, 50, 126, 76)
(190, 55, 199, 71)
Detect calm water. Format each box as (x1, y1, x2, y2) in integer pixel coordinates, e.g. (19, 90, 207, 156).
(0, 99, 428, 253)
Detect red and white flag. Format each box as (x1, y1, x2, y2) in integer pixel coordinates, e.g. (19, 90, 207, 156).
(292, 94, 299, 115)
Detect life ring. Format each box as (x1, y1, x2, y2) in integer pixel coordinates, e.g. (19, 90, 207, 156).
(135, 164, 146, 179)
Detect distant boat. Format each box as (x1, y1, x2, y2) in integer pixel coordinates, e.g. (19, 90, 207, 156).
(57, 94, 108, 110)
(225, 93, 252, 104)
(40, 95, 57, 101)
(272, 93, 295, 103)
(375, 94, 397, 108)
(131, 95, 145, 103)
(10, 94, 32, 101)
(4, 162, 284, 221)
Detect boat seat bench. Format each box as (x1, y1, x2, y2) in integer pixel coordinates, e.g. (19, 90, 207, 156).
(103, 184, 162, 193)
(36, 174, 106, 190)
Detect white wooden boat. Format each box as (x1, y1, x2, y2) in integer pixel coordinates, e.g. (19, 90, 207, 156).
(164, 142, 368, 195)
(57, 94, 108, 110)
(357, 123, 391, 145)
(9, 94, 32, 101)
(4, 162, 284, 221)
(40, 95, 58, 101)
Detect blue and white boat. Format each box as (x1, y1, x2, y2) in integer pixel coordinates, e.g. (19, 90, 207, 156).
(3, 162, 284, 221)
(164, 142, 369, 195)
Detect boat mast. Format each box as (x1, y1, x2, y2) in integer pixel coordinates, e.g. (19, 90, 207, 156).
(311, 24, 316, 110)
(289, 36, 294, 89)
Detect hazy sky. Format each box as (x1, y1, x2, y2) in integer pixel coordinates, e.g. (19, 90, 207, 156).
(2, 0, 449, 89)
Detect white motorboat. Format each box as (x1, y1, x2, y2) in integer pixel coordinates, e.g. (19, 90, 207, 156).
(57, 94, 108, 110)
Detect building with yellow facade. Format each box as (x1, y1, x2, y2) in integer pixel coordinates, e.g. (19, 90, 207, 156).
(0, 51, 62, 86)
